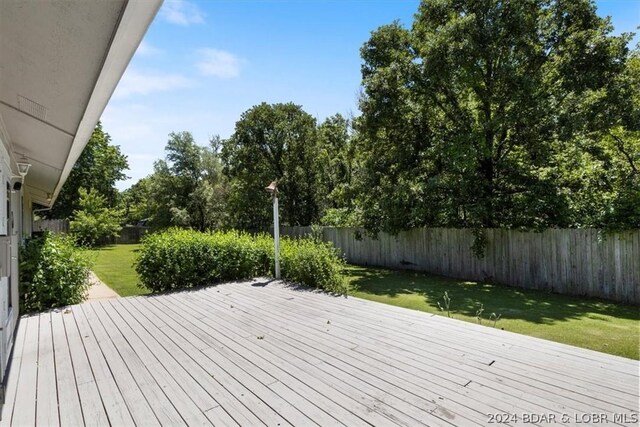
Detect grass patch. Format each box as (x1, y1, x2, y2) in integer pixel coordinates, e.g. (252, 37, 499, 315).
(91, 244, 148, 297)
(346, 265, 640, 359)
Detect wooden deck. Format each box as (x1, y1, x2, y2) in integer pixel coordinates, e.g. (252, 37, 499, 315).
(1, 279, 638, 426)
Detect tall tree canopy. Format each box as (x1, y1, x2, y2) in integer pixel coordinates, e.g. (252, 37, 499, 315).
(47, 122, 128, 219)
(357, 0, 634, 233)
(132, 132, 228, 230)
(222, 102, 321, 229)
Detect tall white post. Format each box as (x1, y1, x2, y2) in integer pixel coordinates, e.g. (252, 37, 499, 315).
(273, 194, 280, 279)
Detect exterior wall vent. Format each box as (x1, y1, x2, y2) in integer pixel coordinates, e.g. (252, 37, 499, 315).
(17, 95, 48, 121)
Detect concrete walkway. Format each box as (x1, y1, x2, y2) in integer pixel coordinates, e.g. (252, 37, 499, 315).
(86, 271, 119, 300)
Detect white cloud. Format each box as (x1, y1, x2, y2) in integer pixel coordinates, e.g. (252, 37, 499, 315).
(160, 0, 205, 26)
(196, 48, 242, 78)
(136, 40, 163, 56)
(113, 69, 194, 99)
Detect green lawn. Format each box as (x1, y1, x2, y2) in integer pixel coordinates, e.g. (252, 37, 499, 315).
(346, 265, 640, 360)
(90, 244, 149, 297)
(89, 244, 639, 359)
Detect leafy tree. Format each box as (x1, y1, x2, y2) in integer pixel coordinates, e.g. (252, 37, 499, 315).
(315, 114, 364, 227)
(317, 114, 359, 210)
(557, 46, 640, 228)
(70, 188, 122, 246)
(118, 177, 154, 225)
(132, 132, 228, 230)
(47, 122, 128, 219)
(357, 0, 633, 233)
(222, 102, 321, 229)
(357, 22, 432, 232)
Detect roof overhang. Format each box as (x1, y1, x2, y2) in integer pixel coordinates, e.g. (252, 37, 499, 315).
(0, 0, 162, 207)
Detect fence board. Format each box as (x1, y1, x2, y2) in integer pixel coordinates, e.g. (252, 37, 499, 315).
(280, 227, 640, 305)
(32, 219, 69, 233)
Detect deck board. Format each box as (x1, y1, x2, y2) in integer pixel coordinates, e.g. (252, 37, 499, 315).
(88, 302, 189, 426)
(222, 283, 636, 416)
(0, 315, 27, 427)
(197, 286, 523, 424)
(120, 297, 265, 427)
(72, 302, 136, 426)
(50, 311, 84, 427)
(61, 306, 110, 427)
(2, 280, 638, 426)
(242, 282, 638, 392)
(179, 289, 478, 426)
(35, 312, 59, 426)
(9, 316, 39, 427)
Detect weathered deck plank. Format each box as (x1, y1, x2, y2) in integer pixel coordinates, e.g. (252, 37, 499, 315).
(176, 289, 479, 426)
(1, 280, 638, 426)
(62, 307, 111, 427)
(71, 304, 136, 426)
(119, 297, 265, 427)
(9, 316, 39, 427)
(86, 302, 190, 426)
(190, 290, 488, 426)
(50, 311, 84, 426)
(35, 312, 60, 426)
(0, 314, 27, 427)
(224, 282, 637, 415)
(244, 279, 637, 386)
(198, 286, 524, 424)
(102, 299, 218, 423)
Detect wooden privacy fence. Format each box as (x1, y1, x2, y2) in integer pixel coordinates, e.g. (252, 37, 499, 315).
(32, 220, 149, 244)
(33, 219, 69, 233)
(280, 226, 640, 304)
(116, 225, 150, 244)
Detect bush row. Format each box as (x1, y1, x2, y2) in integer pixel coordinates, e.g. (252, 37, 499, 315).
(135, 228, 347, 294)
(19, 232, 91, 312)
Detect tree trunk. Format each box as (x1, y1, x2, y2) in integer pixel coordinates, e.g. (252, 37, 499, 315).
(479, 153, 495, 228)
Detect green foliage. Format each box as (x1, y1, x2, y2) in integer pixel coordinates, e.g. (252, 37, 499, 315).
(118, 177, 154, 225)
(320, 207, 363, 227)
(555, 49, 640, 229)
(135, 228, 347, 294)
(135, 229, 268, 292)
(222, 103, 322, 229)
(279, 238, 348, 294)
(309, 224, 324, 242)
(19, 233, 91, 312)
(70, 188, 123, 247)
(470, 228, 488, 259)
(489, 312, 502, 328)
(436, 291, 451, 318)
(47, 122, 128, 219)
(119, 1, 637, 233)
(316, 114, 359, 212)
(356, 0, 635, 232)
(121, 133, 228, 230)
(475, 303, 485, 325)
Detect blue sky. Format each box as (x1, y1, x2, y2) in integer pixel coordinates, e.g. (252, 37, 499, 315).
(102, 0, 640, 190)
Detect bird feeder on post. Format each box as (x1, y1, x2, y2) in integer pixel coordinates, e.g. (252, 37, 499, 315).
(265, 180, 280, 279)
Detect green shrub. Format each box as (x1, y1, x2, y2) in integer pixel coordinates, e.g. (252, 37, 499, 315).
(280, 237, 347, 294)
(135, 229, 270, 292)
(19, 232, 92, 312)
(135, 228, 347, 294)
(70, 188, 122, 247)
